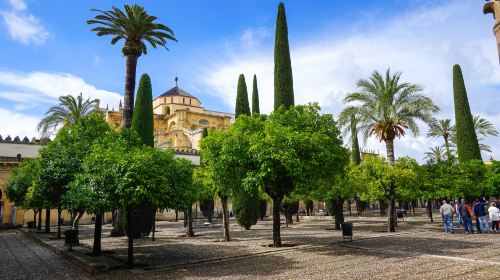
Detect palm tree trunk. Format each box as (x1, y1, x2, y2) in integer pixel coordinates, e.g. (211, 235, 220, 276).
(221, 195, 231, 242)
(444, 136, 452, 161)
(123, 54, 138, 128)
(385, 139, 395, 165)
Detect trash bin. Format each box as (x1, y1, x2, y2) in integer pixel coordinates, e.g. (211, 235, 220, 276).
(64, 229, 79, 250)
(397, 210, 405, 219)
(341, 222, 353, 242)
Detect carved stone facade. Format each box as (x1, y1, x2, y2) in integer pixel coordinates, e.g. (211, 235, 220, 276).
(104, 81, 234, 152)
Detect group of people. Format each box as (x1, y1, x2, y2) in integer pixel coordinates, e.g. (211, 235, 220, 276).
(439, 198, 500, 234)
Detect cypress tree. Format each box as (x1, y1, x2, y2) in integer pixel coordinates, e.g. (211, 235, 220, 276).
(235, 74, 251, 117)
(351, 115, 361, 165)
(452, 64, 482, 162)
(233, 187, 260, 230)
(274, 2, 294, 111)
(131, 74, 154, 147)
(252, 75, 260, 115)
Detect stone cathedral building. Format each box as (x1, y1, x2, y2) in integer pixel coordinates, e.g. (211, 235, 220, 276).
(104, 78, 234, 155)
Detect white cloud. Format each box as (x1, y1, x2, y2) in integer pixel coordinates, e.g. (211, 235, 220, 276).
(7, 0, 26, 11)
(1, 0, 49, 45)
(0, 71, 122, 110)
(0, 107, 38, 138)
(0, 71, 122, 138)
(195, 0, 500, 162)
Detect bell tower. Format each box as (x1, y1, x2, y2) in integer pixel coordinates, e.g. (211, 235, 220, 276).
(484, 0, 500, 63)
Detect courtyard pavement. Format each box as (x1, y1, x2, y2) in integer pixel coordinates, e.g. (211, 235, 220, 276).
(0, 230, 92, 280)
(12, 210, 500, 279)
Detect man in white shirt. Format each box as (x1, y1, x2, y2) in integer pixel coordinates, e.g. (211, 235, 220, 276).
(439, 200, 454, 234)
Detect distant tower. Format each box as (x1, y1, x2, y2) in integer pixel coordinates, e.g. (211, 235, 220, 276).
(484, 0, 500, 63)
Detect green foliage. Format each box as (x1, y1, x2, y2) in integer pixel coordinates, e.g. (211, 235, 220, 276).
(252, 75, 260, 115)
(87, 4, 177, 56)
(6, 159, 41, 208)
(233, 187, 259, 229)
(452, 64, 482, 162)
(274, 2, 294, 111)
(235, 74, 251, 117)
(38, 113, 114, 208)
(131, 74, 154, 147)
(355, 157, 418, 203)
(246, 104, 349, 199)
(484, 161, 500, 197)
(200, 115, 261, 198)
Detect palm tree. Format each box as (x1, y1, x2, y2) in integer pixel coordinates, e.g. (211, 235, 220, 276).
(424, 146, 446, 164)
(449, 115, 498, 153)
(37, 93, 99, 138)
(427, 119, 454, 161)
(87, 5, 177, 128)
(341, 69, 439, 232)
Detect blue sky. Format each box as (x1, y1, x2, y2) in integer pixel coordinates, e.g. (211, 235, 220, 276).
(0, 0, 499, 162)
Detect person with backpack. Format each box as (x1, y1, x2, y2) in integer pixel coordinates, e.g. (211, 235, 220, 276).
(473, 198, 490, 234)
(460, 199, 474, 234)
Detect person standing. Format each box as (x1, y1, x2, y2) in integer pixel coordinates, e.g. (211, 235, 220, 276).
(474, 198, 490, 234)
(454, 199, 462, 228)
(439, 200, 454, 233)
(460, 199, 474, 234)
(488, 202, 499, 233)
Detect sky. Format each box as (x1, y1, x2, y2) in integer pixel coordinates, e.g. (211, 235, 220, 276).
(0, 0, 499, 162)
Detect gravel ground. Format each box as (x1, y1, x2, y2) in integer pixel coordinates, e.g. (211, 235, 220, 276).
(24, 210, 500, 279)
(0, 230, 93, 280)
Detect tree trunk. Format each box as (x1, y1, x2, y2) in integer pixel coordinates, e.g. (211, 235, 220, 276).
(72, 212, 83, 230)
(37, 208, 42, 230)
(33, 210, 37, 229)
(175, 209, 179, 222)
(334, 197, 344, 230)
(111, 209, 125, 236)
(388, 187, 396, 232)
(183, 209, 188, 227)
(123, 54, 138, 129)
(186, 205, 195, 237)
(348, 199, 352, 217)
(295, 211, 299, 223)
(379, 200, 386, 217)
(221, 195, 231, 242)
(152, 213, 156, 241)
(92, 213, 103, 256)
(272, 197, 282, 247)
(57, 207, 62, 239)
(427, 198, 434, 223)
(355, 196, 361, 216)
(127, 207, 134, 268)
(385, 139, 395, 165)
(45, 208, 50, 233)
